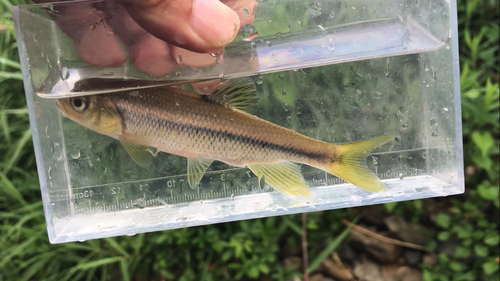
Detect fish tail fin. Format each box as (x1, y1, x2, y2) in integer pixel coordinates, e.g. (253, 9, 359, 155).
(328, 135, 395, 192)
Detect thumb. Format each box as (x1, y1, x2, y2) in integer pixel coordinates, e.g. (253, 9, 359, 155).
(122, 0, 240, 53)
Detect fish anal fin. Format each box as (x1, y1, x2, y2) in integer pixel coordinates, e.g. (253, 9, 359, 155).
(119, 137, 154, 167)
(248, 162, 312, 197)
(187, 157, 214, 189)
(208, 79, 257, 114)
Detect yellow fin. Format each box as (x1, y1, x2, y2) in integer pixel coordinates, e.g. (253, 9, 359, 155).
(247, 162, 312, 197)
(187, 157, 214, 189)
(119, 137, 153, 167)
(208, 79, 257, 114)
(329, 135, 395, 192)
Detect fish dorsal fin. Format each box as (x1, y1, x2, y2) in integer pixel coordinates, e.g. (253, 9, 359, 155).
(247, 162, 312, 197)
(208, 79, 257, 114)
(187, 157, 214, 189)
(119, 137, 154, 167)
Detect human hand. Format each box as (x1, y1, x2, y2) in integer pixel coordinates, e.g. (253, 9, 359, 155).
(36, 0, 257, 91)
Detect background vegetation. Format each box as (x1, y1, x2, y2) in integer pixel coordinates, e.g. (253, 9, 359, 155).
(1, 0, 498, 280)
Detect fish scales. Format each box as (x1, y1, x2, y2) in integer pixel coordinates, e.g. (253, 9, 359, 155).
(111, 88, 332, 168)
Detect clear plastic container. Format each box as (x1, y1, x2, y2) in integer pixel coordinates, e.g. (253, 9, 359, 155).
(13, 0, 464, 243)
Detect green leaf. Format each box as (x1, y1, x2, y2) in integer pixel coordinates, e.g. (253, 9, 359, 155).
(473, 244, 488, 257)
(438, 231, 450, 241)
(454, 246, 471, 258)
(477, 183, 500, 201)
(484, 233, 500, 246)
(463, 88, 480, 99)
(449, 261, 467, 272)
(483, 261, 499, 275)
(259, 263, 270, 274)
(435, 213, 451, 229)
(384, 202, 398, 212)
(471, 131, 494, 157)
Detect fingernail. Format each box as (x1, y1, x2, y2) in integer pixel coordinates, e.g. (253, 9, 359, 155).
(191, 0, 240, 49)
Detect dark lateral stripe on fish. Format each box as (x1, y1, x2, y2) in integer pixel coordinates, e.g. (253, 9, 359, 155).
(119, 111, 325, 161)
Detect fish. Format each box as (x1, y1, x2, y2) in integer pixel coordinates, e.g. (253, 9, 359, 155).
(56, 79, 394, 197)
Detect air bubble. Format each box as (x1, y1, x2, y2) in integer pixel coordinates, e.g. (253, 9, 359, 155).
(281, 89, 286, 96)
(255, 74, 264, 84)
(430, 117, 437, 126)
(266, 40, 272, 47)
(329, 11, 336, 19)
(283, 103, 289, 112)
(401, 124, 408, 129)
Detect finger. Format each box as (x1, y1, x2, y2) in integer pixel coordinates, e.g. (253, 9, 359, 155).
(35, 1, 127, 67)
(104, 5, 178, 77)
(122, 0, 240, 54)
(170, 47, 218, 68)
(222, 0, 258, 27)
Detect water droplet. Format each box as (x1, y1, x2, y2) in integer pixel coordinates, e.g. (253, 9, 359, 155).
(231, 194, 234, 200)
(397, 15, 404, 24)
(375, 91, 383, 99)
(321, 35, 336, 51)
(431, 130, 438, 137)
(266, 40, 272, 47)
(430, 117, 437, 126)
(281, 89, 286, 96)
(371, 156, 379, 165)
(329, 11, 336, 19)
(443, 107, 449, 112)
(250, 41, 256, 49)
(240, 24, 258, 41)
(242, 8, 250, 18)
(79, 240, 86, 243)
(279, 74, 285, 81)
(283, 103, 289, 112)
(255, 74, 264, 84)
(218, 73, 224, 79)
(401, 123, 408, 130)
(70, 150, 81, 159)
(399, 173, 405, 180)
(287, 116, 292, 122)
(176, 101, 180, 106)
(61, 66, 69, 80)
(210, 51, 222, 57)
(176, 55, 183, 65)
(276, 32, 282, 40)
(51, 202, 55, 206)
(175, 71, 182, 77)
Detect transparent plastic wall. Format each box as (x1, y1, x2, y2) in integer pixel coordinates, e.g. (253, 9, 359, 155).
(13, 0, 463, 243)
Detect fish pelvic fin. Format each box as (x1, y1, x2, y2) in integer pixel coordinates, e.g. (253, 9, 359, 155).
(187, 157, 214, 189)
(208, 79, 257, 114)
(328, 135, 395, 192)
(248, 162, 312, 197)
(119, 137, 154, 167)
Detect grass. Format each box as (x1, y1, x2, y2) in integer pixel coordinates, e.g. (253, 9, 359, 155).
(1, 0, 499, 280)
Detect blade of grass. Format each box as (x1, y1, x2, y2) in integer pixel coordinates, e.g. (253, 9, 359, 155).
(0, 71, 22, 80)
(2, 128, 31, 174)
(0, 171, 28, 206)
(0, 57, 21, 69)
(307, 216, 359, 273)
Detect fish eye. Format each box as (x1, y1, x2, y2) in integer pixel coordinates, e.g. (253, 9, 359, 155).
(70, 97, 89, 113)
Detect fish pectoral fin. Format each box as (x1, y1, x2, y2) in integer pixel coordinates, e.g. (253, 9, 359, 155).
(208, 79, 257, 114)
(187, 157, 214, 189)
(247, 162, 312, 197)
(119, 137, 154, 167)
